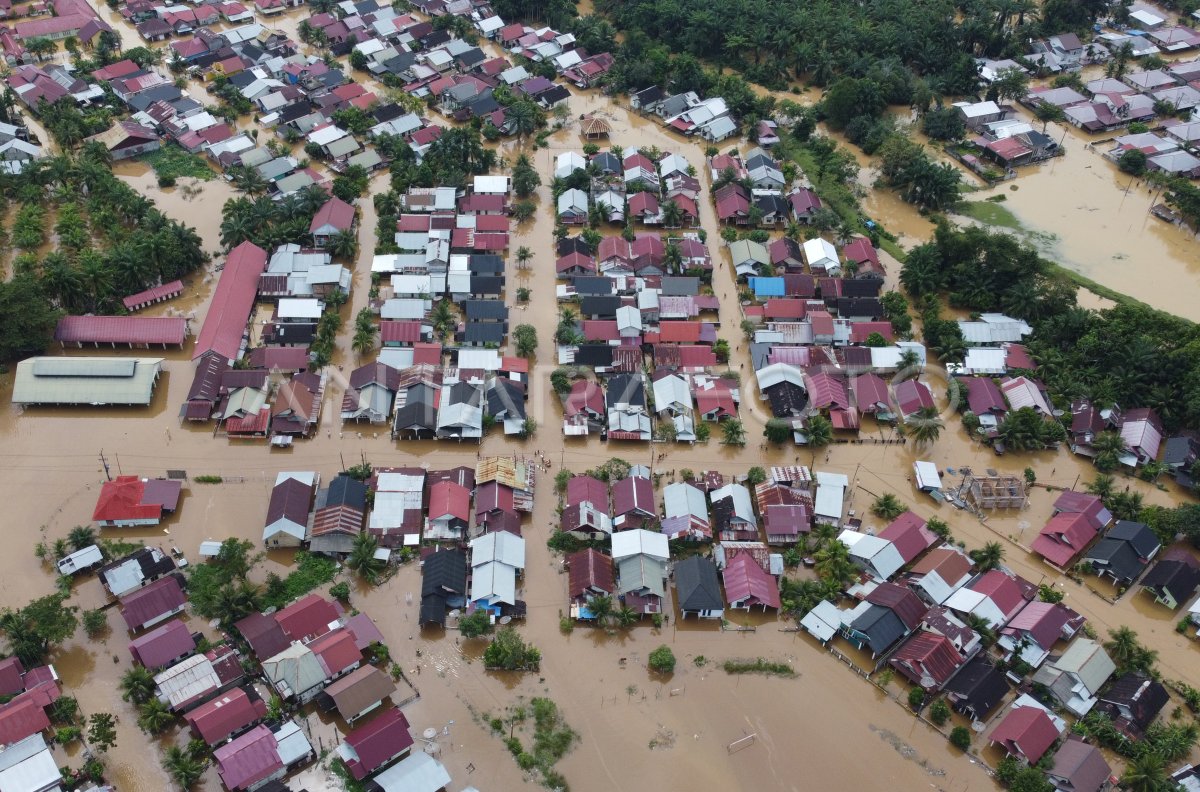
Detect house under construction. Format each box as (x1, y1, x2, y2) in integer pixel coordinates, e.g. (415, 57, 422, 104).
(959, 474, 1029, 510)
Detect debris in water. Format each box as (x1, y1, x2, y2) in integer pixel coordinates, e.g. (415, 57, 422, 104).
(869, 725, 946, 777)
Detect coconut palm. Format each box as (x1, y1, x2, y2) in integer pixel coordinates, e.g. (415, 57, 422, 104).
(814, 538, 855, 588)
(1091, 431, 1128, 473)
(804, 414, 834, 451)
(210, 580, 262, 627)
(906, 406, 944, 448)
(430, 299, 456, 339)
(162, 744, 206, 788)
(1121, 752, 1170, 792)
(1105, 626, 1157, 674)
(1086, 474, 1115, 500)
(137, 698, 174, 735)
(721, 419, 747, 446)
(969, 542, 1005, 572)
(230, 166, 269, 196)
(661, 198, 685, 229)
(896, 349, 923, 380)
(67, 526, 95, 551)
(120, 666, 156, 704)
(613, 605, 639, 628)
(515, 246, 533, 270)
(871, 494, 906, 521)
(506, 100, 537, 139)
(587, 594, 613, 625)
(346, 532, 385, 584)
(328, 230, 358, 260)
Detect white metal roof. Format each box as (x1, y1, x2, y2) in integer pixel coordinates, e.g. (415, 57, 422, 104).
(470, 560, 516, 604)
(962, 347, 1007, 375)
(57, 544, 103, 574)
(800, 600, 842, 642)
(470, 531, 525, 568)
(277, 298, 322, 320)
(913, 461, 942, 491)
(611, 529, 669, 562)
(0, 734, 59, 792)
(472, 175, 509, 194)
(802, 237, 838, 267)
(371, 751, 452, 792)
(155, 654, 220, 709)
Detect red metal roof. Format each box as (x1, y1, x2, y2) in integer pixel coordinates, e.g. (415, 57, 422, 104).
(411, 343, 442, 365)
(865, 582, 928, 630)
(120, 575, 185, 631)
(566, 475, 607, 509)
(805, 372, 849, 411)
(215, 724, 283, 790)
(185, 687, 267, 745)
(93, 476, 162, 523)
(123, 279, 183, 311)
(879, 512, 936, 564)
(56, 315, 187, 346)
(763, 298, 806, 320)
(194, 241, 268, 360)
(566, 548, 613, 599)
(225, 407, 270, 435)
(658, 321, 702, 343)
(344, 707, 413, 779)
(565, 381, 604, 417)
(613, 476, 654, 517)
(889, 632, 964, 689)
(582, 320, 619, 342)
(849, 321, 894, 343)
(310, 628, 361, 677)
(965, 376, 1007, 414)
(971, 570, 1025, 620)
(310, 197, 355, 234)
(765, 504, 809, 538)
(1032, 513, 1098, 568)
(895, 380, 934, 417)
(0, 698, 49, 746)
(556, 252, 595, 274)
(1003, 600, 1071, 650)
(275, 594, 338, 643)
(851, 372, 890, 412)
(722, 553, 780, 608)
(428, 480, 470, 521)
(129, 619, 195, 669)
(990, 706, 1058, 762)
(380, 321, 424, 344)
(0, 658, 23, 698)
(249, 346, 309, 372)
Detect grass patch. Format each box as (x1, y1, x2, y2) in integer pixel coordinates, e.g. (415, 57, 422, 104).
(722, 658, 797, 677)
(193, 475, 222, 483)
(141, 144, 215, 183)
(262, 552, 338, 609)
(488, 698, 577, 791)
(953, 200, 1023, 230)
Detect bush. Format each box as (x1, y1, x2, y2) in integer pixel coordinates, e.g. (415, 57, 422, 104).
(908, 687, 925, 710)
(483, 627, 540, 671)
(329, 581, 350, 603)
(930, 698, 951, 726)
(458, 609, 493, 638)
(648, 645, 676, 673)
(82, 609, 107, 637)
(950, 726, 971, 750)
(559, 616, 574, 633)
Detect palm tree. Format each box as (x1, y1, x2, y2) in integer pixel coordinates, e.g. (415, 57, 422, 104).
(871, 494, 906, 521)
(346, 532, 385, 584)
(430, 299, 455, 339)
(137, 698, 174, 735)
(515, 246, 532, 270)
(211, 580, 262, 627)
(162, 745, 206, 788)
(1086, 474, 1115, 500)
(67, 526, 95, 551)
(328, 230, 358, 260)
(721, 419, 747, 446)
(661, 198, 684, 229)
(506, 100, 537, 139)
(1105, 626, 1156, 674)
(120, 666, 155, 704)
(1091, 431, 1128, 473)
(804, 415, 834, 452)
(230, 166, 269, 196)
(896, 349, 923, 380)
(969, 542, 1005, 572)
(587, 594, 613, 625)
(814, 538, 855, 588)
(1121, 752, 1169, 792)
(906, 406, 944, 448)
(613, 606, 638, 628)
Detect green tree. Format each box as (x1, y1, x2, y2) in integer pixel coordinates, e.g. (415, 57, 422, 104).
(482, 627, 541, 670)
(162, 743, 206, 787)
(922, 107, 965, 141)
(871, 494, 906, 521)
(458, 609, 493, 638)
(346, 532, 386, 584)
(87, 713, 118, 753)
(1121, 752, 1170, 792)
(814, 537, 856, 588)
(137, 698, 174, 735)
(949, 726, 971, 750)
(511, 154, 541, 197)
(513, 324, 538, 358)
(1104, 626, 1157, 675)
(121, 666, 156, 704)
(1091, 431, 1128, 473)
(905, 406, 944, 448)
(746, 467, 767, 486)
(803, 415, 833, 450)
(0, 594, 78, 666)
(82, 609, 107, 638)
(992, 67, 1030, 102)
(648, 645, 676, 673)
(929, 698, 951, 725)
(969, 541, 1005, 572)
(67, 525, 95, 551)
(764, 418, 793, 444)
(721, 419, 747, 446)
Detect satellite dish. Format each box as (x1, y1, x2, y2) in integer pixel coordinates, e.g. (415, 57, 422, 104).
(920, 675, 935, 690)
(500, 615, 512, 624)
(422, 728, 438, 740)
(971, 720, 986, 732)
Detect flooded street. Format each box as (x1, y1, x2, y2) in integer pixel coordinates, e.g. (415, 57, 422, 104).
(3, 7, 1200, 792)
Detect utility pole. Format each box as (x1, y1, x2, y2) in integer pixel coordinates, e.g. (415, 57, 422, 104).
(339, 451, 346, 472)
(98, 450, 111, 481)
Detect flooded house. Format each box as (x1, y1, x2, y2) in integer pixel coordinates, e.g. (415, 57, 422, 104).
(418, 549, 468, 628)
(567, 548, 614, 620)
(11, 357, 165, 407)
(309, 475, 367, 556)
(319, 664, 396, 724)
(1096, 672, 1169, 738)
(119, 574, 187, 633)
(943, 657, 1010, 720)
(1046, 738, 1111, 792)
(674, 555, 724, 619)
(1030, 638, 1115, 717)
(183, 687, 268, 746)
(468, 530, 525, 612)
(92, 475, 182, 528)
(1081, 520, 1160, 586)
(844, 583, 928, 659)
(988, 704, 1062, 764)
(887, 631, 967, 692)
(661, 481, 711, 541)
(337, 707, 414, 781)
(1140, 549, 1200, 609)
(721, 552, 780, 612)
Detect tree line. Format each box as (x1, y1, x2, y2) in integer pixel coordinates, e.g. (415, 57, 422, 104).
(0, 146, 208, 361)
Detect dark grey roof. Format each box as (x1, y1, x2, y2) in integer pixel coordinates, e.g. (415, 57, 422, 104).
(465, 300, 509, 321)
(420, 549, 467, 626)
(1086, 539, 1145, 584)
(590, 152, 621, 174)
(764, 381, 807, 417)
(467, 254, 504, 274)
(557, 236, 592, 256)
(633, 85, 665, 104)
(754, 193, 788, 215)
(572, 276, 612, 296)
(849, 605, 906, 655)
(674, 556, 723, 612)
(326, 474, 367, 511)
(944, 658, 1009, 719)
(573, 345, 613, 367)
(393, 385, 438, 432)
(1163, 435, 1198, 467)
(1141, 558, 1200, 604)
(836, 297, 884, 318)
(447, 380, 483, 407)
(606, 374, 646, 409)
(1100, 673, 1169, 730)
(463, 322, 505, 344)
(469, 276, 503, 295)
(1107, 521, 1160, 559)
(486, 378, 526, 420)
(581, 295, 619, 318)
(660, 277, 700, 297)
(841, 278, 882, 298)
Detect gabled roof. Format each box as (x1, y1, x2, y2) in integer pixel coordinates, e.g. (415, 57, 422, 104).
(878, 512, 936, 564)
(323, 665, 396, 720)
(130, 619, 195, 669)
(275, 594, 339, 643)
(341, 707, 413, 779)
(185, 687, 267, 745)
(889, 631, 965, 689)
(120, 575, 185, 630)
(866, 582, 928, 630)
(1048, 737, 1110, 792)
(721, 553, 780, 608)
(944, 658, 1008, 718)
(567, 548, 614, 598)
(215, 724, 283, 790)
(674, 556, 723, 612)
(310, 196, 355, 234)
(1032, 512, 1098, 568)
(1003, 600, 1070, 650)
(990, 705, 1059, 763)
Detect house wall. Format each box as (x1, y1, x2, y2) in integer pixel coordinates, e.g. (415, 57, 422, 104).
(112, 139, 161, 161)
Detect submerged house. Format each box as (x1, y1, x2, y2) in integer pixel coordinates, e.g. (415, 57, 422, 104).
(674, 555, 723, 619)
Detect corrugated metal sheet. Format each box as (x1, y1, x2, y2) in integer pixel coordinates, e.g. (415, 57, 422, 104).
(14, 357, 162, 405)
(56, 315, 188, 346)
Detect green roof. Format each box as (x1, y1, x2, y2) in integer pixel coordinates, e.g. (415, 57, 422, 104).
(13, 357, 163, 405)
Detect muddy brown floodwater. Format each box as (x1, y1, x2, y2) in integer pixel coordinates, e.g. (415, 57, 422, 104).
(6, 11, 1200, 792)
